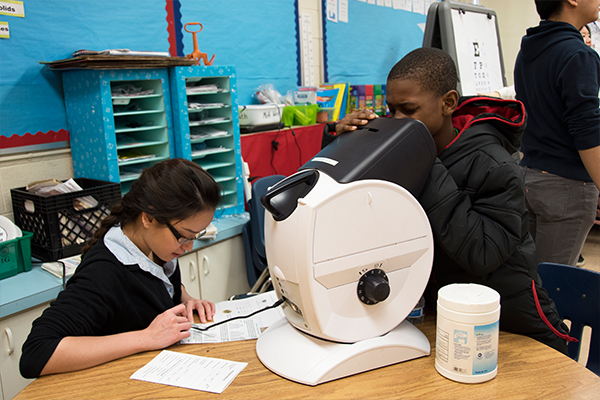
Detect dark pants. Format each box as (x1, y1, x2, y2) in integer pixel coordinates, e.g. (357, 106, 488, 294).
(523, 167, 599, 266)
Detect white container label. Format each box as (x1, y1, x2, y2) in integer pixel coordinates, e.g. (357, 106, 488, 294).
(436, 318, 499, 376)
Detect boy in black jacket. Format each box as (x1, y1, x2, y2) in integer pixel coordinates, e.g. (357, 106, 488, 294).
(322, 47, 572, 353)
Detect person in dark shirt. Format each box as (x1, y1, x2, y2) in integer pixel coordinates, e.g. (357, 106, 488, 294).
(20, 158, 220, 378)
(322, 47, 572, 353)
(514, 0, 600, 266)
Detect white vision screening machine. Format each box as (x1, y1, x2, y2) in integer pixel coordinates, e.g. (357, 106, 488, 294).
(256, 118, 437, 385)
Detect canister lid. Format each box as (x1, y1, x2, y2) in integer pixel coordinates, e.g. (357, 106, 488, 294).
(437, 283, 500, 313)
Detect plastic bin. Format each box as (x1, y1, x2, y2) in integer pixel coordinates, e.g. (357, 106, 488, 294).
(238, 104, 285, 127)
(0, 231, 33, 280)
(281, 104, 318, 126)
(10, 179, 121, 261)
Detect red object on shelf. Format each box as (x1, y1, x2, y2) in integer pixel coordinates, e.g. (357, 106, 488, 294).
(240, 124, 325, 180)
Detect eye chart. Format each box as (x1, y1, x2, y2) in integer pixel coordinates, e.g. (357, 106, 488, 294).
(450, 8, 504, 95)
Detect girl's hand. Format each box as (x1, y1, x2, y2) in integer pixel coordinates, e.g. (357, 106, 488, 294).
(183, 299, 216, 324)
(335, 109, 378, 135)
(144, 304, 192, 349)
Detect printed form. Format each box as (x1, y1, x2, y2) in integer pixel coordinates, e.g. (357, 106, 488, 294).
(130, 350, 247, 394)
(181, 291, 286, 344)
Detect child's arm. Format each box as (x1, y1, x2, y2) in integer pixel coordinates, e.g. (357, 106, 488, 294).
(334, 109, 378, 135)
(579, 146, 600, 190)
(39, 304, 192, 376)
(321, 109, 378, 149)
(418, 159, 525, 275)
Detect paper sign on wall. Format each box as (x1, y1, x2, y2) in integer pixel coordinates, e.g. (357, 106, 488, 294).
(327, 0, 338, 23)
(0, 1, 24, 17)
(339, 0, 348, 23)
(0, 21, 9, 38)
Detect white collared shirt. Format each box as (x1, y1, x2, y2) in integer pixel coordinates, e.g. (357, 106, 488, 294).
(104, 225, 177, 298)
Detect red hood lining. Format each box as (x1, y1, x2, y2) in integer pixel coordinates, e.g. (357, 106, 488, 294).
(452, 97, 524, 132)
(445, 97, 525, 150)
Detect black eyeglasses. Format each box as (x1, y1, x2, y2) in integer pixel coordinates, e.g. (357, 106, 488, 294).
(166, 222, 207, 244)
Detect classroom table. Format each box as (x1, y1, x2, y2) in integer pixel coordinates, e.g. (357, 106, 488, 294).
(14, 314, 600, 400)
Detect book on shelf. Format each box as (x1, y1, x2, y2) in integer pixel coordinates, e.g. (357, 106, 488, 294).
(318, 82, 350, 121)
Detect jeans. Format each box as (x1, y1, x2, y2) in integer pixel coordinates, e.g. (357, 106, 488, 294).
(523, 167, 599, 266)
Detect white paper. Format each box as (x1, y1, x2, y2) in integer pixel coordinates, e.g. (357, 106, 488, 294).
(339, 0, 348, 23)
(413, 0, 425, 15)
(0, 1, 24, 18)
(393, 0, 410, 11)
(327, 0, 338, 23)
(130, 350, 247, 394)
(0, 21, 9, 39)
(451, 8, 504, 95)
(181, 291, 285, 344)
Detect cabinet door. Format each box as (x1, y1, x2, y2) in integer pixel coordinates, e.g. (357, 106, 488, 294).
(0, 304, 48, 400)
(178, 235, 249, 303)
(197, 235, 249, 302)
(179, 251, 201, 300)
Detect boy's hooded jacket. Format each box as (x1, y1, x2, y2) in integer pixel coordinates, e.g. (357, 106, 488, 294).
(322, 96, 533, 298)
(418, 96, 534, 297)
(322, 96, 569, 351)
(515, 20, 600, 182)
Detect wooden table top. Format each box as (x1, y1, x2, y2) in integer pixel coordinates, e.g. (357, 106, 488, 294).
(15, 314, 600, 400)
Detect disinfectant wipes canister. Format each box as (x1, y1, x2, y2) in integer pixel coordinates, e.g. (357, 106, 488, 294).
(435, 283, 501, 383)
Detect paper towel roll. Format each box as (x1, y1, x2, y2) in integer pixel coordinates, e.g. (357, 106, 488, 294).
(0, 215, 23, 242)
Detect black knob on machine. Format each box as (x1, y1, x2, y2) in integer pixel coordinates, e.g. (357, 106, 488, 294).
(357, 268, 390, 305)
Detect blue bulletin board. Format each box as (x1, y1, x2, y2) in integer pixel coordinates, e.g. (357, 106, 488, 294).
(0, 0, 299, 152)
(322, 0, 433, 85)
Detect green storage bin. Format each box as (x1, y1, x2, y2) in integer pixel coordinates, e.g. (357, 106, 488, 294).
(0, 231, 33, 280)
(282, 104, 319, 126)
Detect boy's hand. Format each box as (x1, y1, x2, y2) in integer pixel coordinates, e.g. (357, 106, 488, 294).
(335, 109, 378, 135)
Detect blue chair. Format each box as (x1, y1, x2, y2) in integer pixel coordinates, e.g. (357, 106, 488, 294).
(242, 175, 285, 292)
(538, 262, 600, 376)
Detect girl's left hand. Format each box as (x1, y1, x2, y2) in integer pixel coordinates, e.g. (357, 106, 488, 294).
(182, 299, 216, 324)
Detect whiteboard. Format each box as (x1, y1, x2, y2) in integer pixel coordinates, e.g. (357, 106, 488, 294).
(451, 8, 504, 95)
(423, 0, 506, 96)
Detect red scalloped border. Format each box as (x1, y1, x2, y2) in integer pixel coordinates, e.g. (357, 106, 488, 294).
(0, 129, 70, 149)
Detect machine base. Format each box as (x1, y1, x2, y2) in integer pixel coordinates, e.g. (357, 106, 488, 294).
(256, 318, 430, 386)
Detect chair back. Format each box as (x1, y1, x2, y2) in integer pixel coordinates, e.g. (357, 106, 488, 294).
(538, 262, 600, 375)
(243, 175, 284, 288)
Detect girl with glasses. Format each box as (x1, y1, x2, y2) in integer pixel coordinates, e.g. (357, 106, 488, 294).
(20, 158, 221, 378)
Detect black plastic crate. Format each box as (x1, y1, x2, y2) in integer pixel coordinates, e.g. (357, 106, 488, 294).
(11, 178, 121, 261)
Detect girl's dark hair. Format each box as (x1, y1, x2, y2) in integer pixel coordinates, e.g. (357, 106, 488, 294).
(535, 0, 565, 20)
(388, 47, 458, 97)
(581, 24, 591, 35)
(82, 158, 221, 257)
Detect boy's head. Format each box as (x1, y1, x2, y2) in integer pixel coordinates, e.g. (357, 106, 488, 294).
(535, 0, 565, 20)
(386, 47, 459, 154)
(535, 0, 600, 25)
(387, 47, 457, 97)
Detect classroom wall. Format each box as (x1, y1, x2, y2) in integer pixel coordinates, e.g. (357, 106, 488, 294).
(0, 0, 539, 222)
(0, 0, 324, 222)
(479, 0, 539, 87)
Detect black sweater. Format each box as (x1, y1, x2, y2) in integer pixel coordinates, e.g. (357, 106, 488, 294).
(20, 238, 182, 378)
(515, 20, 600, 181)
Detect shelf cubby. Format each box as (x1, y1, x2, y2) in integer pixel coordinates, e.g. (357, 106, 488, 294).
(169, 66, 245, 216)
(63, 68, 175, 196)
